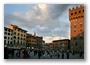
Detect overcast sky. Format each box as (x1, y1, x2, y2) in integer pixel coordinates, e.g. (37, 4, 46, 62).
(4, 4, 81, 43)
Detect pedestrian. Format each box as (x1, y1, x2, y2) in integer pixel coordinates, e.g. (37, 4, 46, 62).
(27, 50, 30, 58)
(67, 52, 69, 59)
(23, 50, 27, 59)
(57, 54, 60, 59)
(18, 50, 20, 58)
(38, 50, 41, 59)
(79, 52, 82, 57)
(43, 54, 45, 59)
(62, 52, 64, 59)
(50, 53, 52, 59)
(15, 50, 18, 58)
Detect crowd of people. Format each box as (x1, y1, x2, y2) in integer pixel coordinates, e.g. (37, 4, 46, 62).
(4, 47, 84, 59)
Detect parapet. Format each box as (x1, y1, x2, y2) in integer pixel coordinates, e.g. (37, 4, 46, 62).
(69, 5, 84, 11)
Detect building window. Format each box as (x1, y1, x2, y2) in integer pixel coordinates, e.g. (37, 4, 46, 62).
(17, 41, 19, 43)
(74, 24, 76, 28)
(14, 40, 15, 43)
(5, 28, 7, 31)
(4, 32, 7, 34)
(21, 34, 22, 36)
(83, 10, 84, 12)
(18, 37, 19, 39)
(79, 11, 81, 13)
(8, 37, 9, 39)
(8, 29, 10, 32)
(8, 41, 9, 44)
(11, 38, 12, 40)
(71, 13, 73, 15)
(74, 30, 76, 32)
(4, 36, 7, 39)
(8, 33, 10, 35)
(4, 40, 6, 43)
(14, 32, 16, 35)
(80, 23, 83, 27)
(75, 12, 77, 14)
(18, 29, 20, 31)
(10, 41, 12, 44)
(14, 36, 16, 39)
(75, 42, 77, 46)
(18, 33, 19, 35)
(80, 30, 82, 32)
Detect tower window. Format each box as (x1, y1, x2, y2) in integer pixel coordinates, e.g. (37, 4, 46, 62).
(74, 24, 76, 28)
(80, 30, 82, 32)
(74, 30, 76, 32)
(80, 23, 83, 27)
(71, 13, 73, 15)
(83, 10, 84, 12)
(79, 11, 81, 13)
(75, 12, 77, 14)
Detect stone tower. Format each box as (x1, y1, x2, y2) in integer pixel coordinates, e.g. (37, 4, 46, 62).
(69, 5, 84, 52)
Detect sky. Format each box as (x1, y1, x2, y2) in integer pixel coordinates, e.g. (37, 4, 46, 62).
(4, 4, 81, 43)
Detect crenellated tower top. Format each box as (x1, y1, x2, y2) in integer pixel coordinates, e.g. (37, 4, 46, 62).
(69, 5, 84, 21)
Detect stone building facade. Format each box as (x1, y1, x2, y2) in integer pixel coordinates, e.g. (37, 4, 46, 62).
(53, 39, 70, 51)
(26, 33, 36, 50)
(26, 32, 43, 50)
(8, 24, 27, 49)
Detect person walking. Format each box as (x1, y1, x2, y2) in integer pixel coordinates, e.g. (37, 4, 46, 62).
(23, 50, 27, 59)
(62, 52, 64, 59)
(50, 53, 52, 59)
(66, 52, 69, 59)
(27, 50, 30, 58)
(38, 50, 41, 59)
(57, 52, 60, 59)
